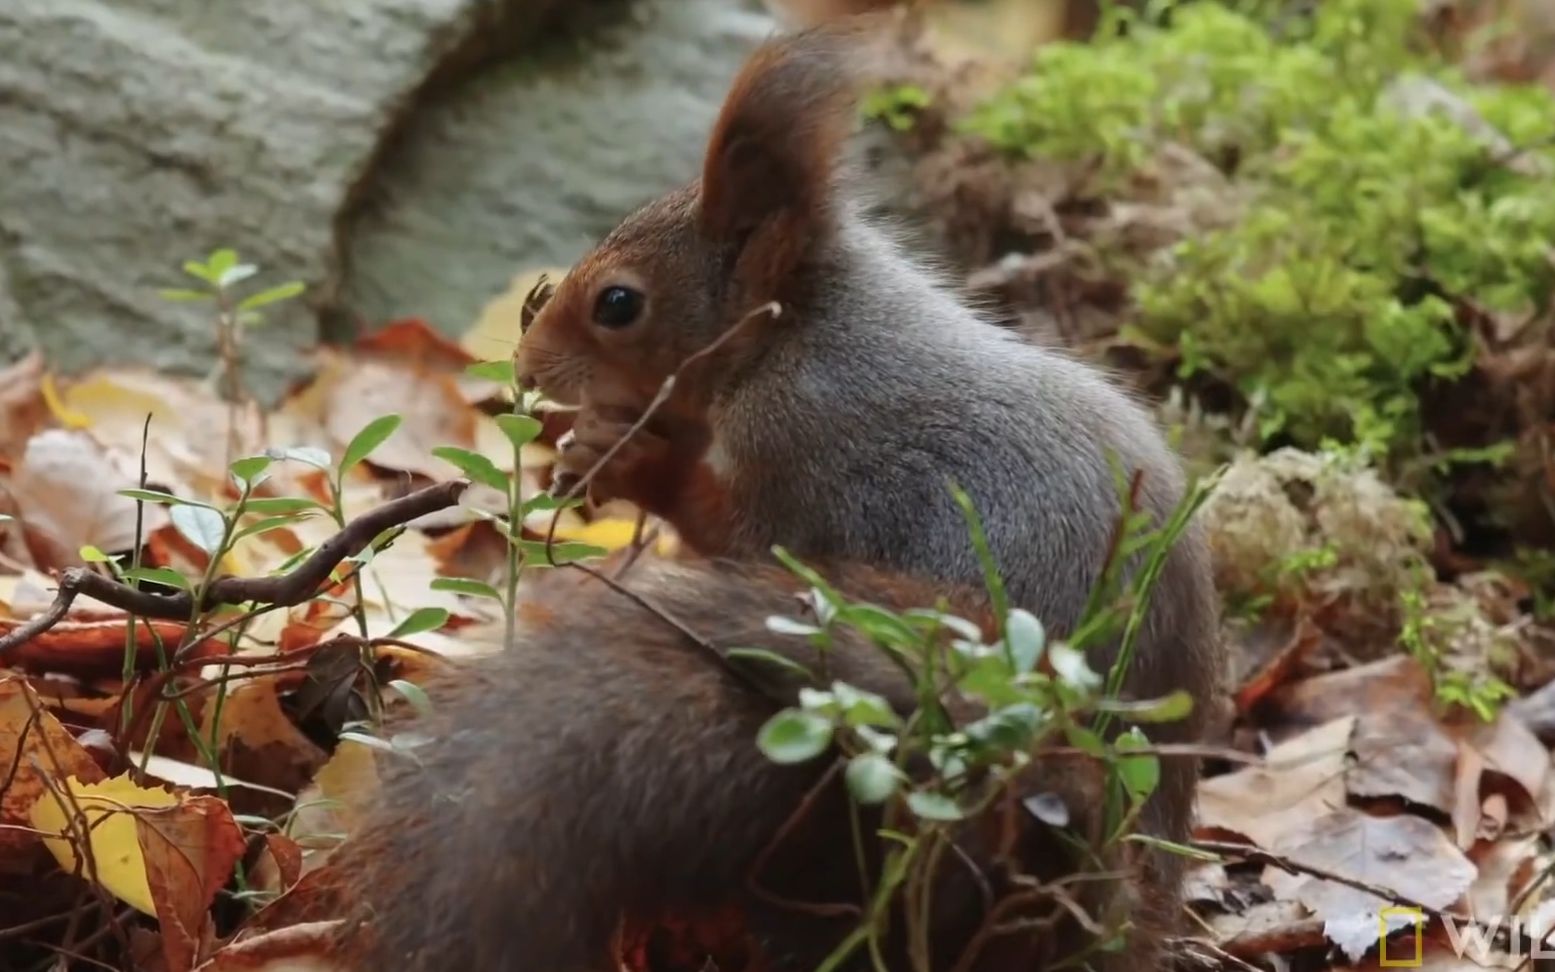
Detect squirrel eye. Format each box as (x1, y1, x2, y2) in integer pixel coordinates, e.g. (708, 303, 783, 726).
(592, 286, 646, 329)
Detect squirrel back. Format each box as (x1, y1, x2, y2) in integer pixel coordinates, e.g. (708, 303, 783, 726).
(330, 558, 1166, 972)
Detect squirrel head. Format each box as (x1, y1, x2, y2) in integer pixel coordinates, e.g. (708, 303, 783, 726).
(514, 23, 869, 411)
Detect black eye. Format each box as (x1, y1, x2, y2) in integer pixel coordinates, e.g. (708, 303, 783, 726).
(592, 286, 645, 328)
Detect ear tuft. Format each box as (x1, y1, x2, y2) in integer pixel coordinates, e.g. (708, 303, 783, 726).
(698, 23, 872, 250)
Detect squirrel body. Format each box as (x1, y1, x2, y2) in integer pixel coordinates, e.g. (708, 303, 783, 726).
(334, 559, 1162, 972)
(333, 22, 1223, 972)
(516, 20, 1220, 873)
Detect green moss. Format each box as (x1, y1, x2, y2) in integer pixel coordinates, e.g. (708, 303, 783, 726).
(962, 0, 1555, 471)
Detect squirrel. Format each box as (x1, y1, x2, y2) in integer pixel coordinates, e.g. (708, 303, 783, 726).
(513, 16, 1221, 910)
(331, 558, 1170, 972)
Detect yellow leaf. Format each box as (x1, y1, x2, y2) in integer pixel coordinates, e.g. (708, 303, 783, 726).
(28, 773, 178, 915)
(461, 266, 569, 361)
(39, 372, 92, 429)
(551, 516, 677, 555)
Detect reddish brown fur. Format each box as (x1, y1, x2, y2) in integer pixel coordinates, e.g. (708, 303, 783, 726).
(331, 558, 1167, 971)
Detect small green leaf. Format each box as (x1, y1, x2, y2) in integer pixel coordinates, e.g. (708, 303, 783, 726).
(466, 360, 516, 384)
(121, 566, 192, 591)
(118, 488, 209, 508)
(1115, 728, 1160, 805)
(907, 792, 964, 822)
(158, 288, 213, 303)
(832, 682, 900, 729)
(756, 709, 833, 765)
(1100, 690, 1195, 724)
(837, 603, 918, 647)
(388, 607, 450, 639)
(521, 493, 572, 515)
(206, 248, 239, 277)
(845, 753, 899, 805)
(964, 702, 1043, 751)
(766, 616, 823, 637)
(229, 455, 273, 486)
(181, 259, 217, 284)
(238, 281, 305, 312)
(494, 413, 542, 450)
(1065, 725, 1107, 757)
(79, 545, 117, 564)
(339, 415, 402, 476)
(232, 514, 311, 543)
(388, 679, 434, 718)
(242, 497, 326, 516)
(725, 648, 816, 682)
(268, 446, 332, 470)
(218, 264, 258, 288)
(1004, 608, 1046, 673)
(430, 577, 501, 600)
(170, 504, 227, 555)
(513, 540, 608, 566)
(1049, 643, 1102, 691)
(431, 446, 510, 492)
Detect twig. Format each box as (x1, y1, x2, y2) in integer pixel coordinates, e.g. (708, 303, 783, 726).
(1192, 838, 1486, 930)
(0, 480, 469, 659)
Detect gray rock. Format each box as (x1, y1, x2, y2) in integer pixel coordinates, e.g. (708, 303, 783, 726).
(334, 0, 776, 342)
(0, 0, 776, 400)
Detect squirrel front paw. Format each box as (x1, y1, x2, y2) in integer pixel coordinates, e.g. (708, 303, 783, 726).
(552, 406, 670, 506)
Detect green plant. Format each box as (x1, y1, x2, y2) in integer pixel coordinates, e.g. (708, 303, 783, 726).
(860, 83, 931, 132)
(752, 470, 1213, 970)
(962, 0, 1555, 478)
(160, 249, 306, 462)
(1399, 586, 1517, 721)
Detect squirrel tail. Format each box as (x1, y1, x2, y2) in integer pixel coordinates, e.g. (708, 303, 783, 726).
(332, 561, 907, 971)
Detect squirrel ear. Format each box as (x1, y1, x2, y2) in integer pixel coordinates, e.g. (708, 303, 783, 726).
(698, 25, 866, 283)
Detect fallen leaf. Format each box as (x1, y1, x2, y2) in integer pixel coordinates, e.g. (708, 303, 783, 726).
(1196, 715, 1354, 848)
(138, 795, 247, 971)
(205, 677, 329, 795)
(462, 266, 569, 363)
(194, 920, 347, 972)
(1265, 808, 1477, 962)
(0, 676, 105, 853)
(290, 737, 380, 851)
(28, 772, 182, 915)
(1464, 836, 1537, 922)
(0, 350, 48, 454)
(9, 428, 169, 565)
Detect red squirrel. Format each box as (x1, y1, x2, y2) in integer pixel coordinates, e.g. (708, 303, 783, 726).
(333, 559, 1167, 972)
(332, 21, 1221, 972)
(513, 18, 1220, 905)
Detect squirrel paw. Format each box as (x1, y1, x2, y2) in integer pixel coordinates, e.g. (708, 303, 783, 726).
(552, 406, 669, 506)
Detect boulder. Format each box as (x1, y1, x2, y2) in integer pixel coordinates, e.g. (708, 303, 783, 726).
(0, 0, 775, 399)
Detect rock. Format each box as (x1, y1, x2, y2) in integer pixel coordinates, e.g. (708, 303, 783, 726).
(0, 0, 777, 400)
(0, 0, 568, 399)
(333, 0, 776, 344)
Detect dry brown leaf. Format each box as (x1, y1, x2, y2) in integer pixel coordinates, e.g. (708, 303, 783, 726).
(251, 833, 304, 896)
(195, 920, 347, 972)
(138, 795, 247, 972)
(0, 350, 47, 456)
(1206, 898, 1327, 958)
(0, 676, 105, 853)
(1465, 836, 1538, 922)
(1196, 715, 1354, 848)
(9, 428, 169, 566)
(55, 367, 261, 497)
(205, 677, 329, 795)
(1265, 808, 1477, 961)
(1348, 706, 1458, 815)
